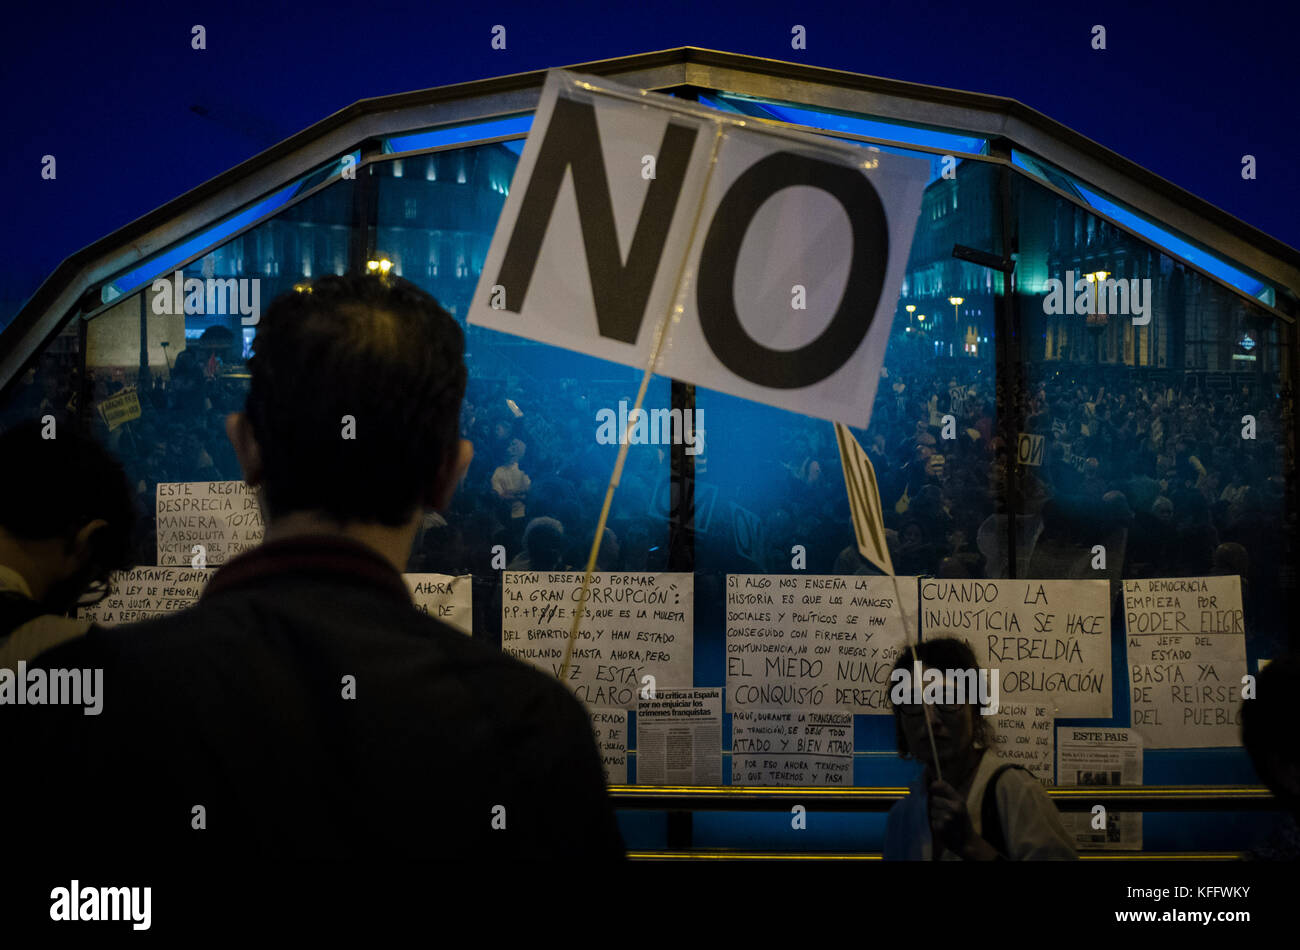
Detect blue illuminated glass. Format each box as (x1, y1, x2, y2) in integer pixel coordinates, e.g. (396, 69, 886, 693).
(386, 116, 533, 153)
(1012, 150, 1273, 304)
(697, 93, 980, 185)
(701, 92, 986, 155)
(101, 151, 361, 304)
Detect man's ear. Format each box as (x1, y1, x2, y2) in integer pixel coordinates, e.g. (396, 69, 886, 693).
(428, 439, 473, 511)
(225, 412, 264, 485)
(70, 519, 110, 565)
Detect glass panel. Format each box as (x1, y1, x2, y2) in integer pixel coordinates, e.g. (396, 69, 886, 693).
(371, 145, 674, 644)
(703, 91, 987, 155)
(101, 152, 359, 304)
(1012, 149, 1275, 304)
(386, 116, 532, 154)
(82, 181, 356, 562)
(1013, 174, 1293, 820)
(694, 151, 1004, 787)
(0, 320, 82, 431)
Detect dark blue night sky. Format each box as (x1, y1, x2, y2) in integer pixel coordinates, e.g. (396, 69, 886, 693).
(3, 0, 1297, 325)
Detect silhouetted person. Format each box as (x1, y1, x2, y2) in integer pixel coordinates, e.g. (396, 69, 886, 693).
(883, 638, 1075, 860)
(11, 274, 624, 863)
(1241, 654, 1300, 860)
(0, 421, 134, 667)
(507, 516, 566, 571)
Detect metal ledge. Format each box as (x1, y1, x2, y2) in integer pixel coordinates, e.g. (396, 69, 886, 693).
(609, 785, 1277, 812)
(627, 849, 1243, 861)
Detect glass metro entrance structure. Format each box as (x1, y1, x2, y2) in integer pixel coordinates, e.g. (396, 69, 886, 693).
(1, 48, 1295, 858)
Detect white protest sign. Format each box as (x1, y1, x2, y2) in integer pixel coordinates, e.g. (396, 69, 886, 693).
(834, 424, 894, 575)
(921, 579, 1111, 718)
(79, 566, 212, 626)
(590, 709, 627, 784)
(1016, 432, 1045, 466)
(990, 702, 1054, 784)
(1056, 727, 1143, 850)
(726, 574, 917, 712)
(731, 709, 854, 786)
(1124, 576, 1246, 748)
(501, 571, 693, 707)
(636, 688, 722, 786)
(156, 481, 263, 566)
(468, 69, 927, 427)
(403, 574, 472, 635)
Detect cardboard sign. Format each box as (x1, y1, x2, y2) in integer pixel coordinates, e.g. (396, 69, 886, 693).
(835, 423, 894, 575)
(990, 703, 1054, 784)
(1016, 432, 1045, 467)
(731, 709, 854, 786)
(403, 574, 472, 635)
(1124, 576, 1246, 749)
(590, 709, 627, 784)
(501, 571, 693, 707)
(921, 579, 1111, 718)
(469, 69, 927, 427)
(726, 574, 917, 713)
(156, 481, 263, 566)
(79, 566, 212, 626)
(96, 388, 142, 431)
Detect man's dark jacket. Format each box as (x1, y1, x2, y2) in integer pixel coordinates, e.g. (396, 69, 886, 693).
(11, 536, 625, 862)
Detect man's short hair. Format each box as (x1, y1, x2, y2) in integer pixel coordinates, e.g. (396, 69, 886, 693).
(0, 421, 135, 570)
(245, 273, 467, 525)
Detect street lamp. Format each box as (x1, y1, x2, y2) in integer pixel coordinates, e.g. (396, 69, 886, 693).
(1083, 272, 1109, 314)
(905, 303, 916, 330)
(948, 297, 962, 345)
(1083, 272, 1110, 363)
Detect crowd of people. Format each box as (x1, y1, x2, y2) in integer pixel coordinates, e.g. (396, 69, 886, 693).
(1, 273, 1296, 871)
(3, 313, 1290, 655)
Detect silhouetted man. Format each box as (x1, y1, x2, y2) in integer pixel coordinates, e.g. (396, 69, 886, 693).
(0, 421, 135, 667)
(12, 274, 624, 863)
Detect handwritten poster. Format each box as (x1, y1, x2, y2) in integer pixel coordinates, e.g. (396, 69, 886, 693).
(636, 688, 722, 786)
(96, 387, 142, 430)
(921, 579, 1110, 718)
(590, 709, 627, 784)
(731, 709, 854, 786)
(990, 702, 1054, 784)
(726, 574, 918, 712)
(1124, 576, 1246, 748)
(403, 574, 472, 635)
(156, 481, 263, 566)
(78, 566, 212, 626)
(501, 572, 693, 707)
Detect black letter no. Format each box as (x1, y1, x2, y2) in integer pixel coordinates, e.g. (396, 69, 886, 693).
(696, 153, 888, 388)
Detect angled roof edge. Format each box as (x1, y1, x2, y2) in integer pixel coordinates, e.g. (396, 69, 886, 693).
(4, 47, 1297, 393)
(675, 51, 1300, 292)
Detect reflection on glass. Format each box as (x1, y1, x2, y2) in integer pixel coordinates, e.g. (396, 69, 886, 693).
(373, 143, 673, 642)
(80, 182, 355, 565)
(1014, 175, 1290, 658)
